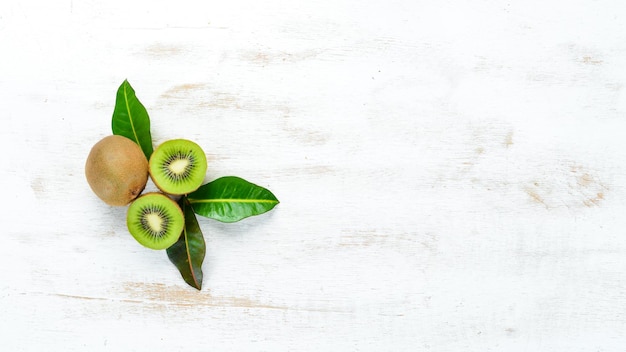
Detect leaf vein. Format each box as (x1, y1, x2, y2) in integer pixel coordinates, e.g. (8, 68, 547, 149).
(188, 198, 278, 204)
(123, 82, 139, 144)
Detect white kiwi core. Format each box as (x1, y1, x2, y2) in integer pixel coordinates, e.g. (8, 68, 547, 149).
(169, 158, 190, 175)
(145, 212, 164, 233)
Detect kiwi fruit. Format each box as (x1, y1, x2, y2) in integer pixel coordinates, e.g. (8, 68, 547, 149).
(149, 139, 207, 195)
(126, 192, 184, 250)
(85, 135, 149, 206)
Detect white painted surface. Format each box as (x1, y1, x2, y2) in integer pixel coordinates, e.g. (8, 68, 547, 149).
(2, 0, 626, 351)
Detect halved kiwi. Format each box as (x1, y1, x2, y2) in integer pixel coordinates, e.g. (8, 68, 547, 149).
(126, 192, 184, 250)
(149, 139, 207, 195)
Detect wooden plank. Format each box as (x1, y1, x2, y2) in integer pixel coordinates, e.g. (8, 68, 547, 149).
(2, 0, 626, 350)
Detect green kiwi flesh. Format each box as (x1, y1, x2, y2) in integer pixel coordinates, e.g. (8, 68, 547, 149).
(126, 192, 184, 250)
(149, 139, 207, 195)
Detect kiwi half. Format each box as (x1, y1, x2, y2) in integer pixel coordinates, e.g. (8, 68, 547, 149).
(149, 139, 207, 195)
(126, 192, 184, 250)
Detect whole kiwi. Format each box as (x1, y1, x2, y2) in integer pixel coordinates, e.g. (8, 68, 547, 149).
(85, 135, 149, 206)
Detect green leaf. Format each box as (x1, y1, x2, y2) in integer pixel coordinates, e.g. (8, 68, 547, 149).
(166, 197, 206, 290)
(187, 176, 279, 223)
(111, 79, 153, 159)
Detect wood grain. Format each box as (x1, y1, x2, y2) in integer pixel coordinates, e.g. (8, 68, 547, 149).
(2, 0, 626, 351)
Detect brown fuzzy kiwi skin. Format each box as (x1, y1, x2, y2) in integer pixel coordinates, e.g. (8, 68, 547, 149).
(85, 135, 149, 206)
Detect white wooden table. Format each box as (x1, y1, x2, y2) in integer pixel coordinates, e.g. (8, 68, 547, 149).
(2, 1, 626, 350)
